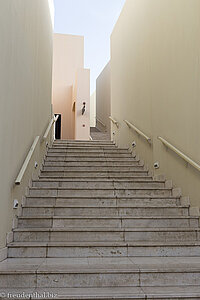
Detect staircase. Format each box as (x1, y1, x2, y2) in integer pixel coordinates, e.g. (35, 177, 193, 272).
(1, 140, 200, 299)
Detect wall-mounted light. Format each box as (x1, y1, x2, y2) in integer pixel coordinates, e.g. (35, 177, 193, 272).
(154, 161, 160, 169)
(132, 141, 136, 148)
(82, 102, 86, 115)
(13, 199, 19, 209)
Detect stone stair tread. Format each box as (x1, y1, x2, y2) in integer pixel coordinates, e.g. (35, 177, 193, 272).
(8, 241, 200, 247)
(29, 187, 171, 190)
(1, 286, 200, 299)
(21, 205, 187, 208)
(2, 287, 200, 300)
(46, 162, 140, 165)
(34, 179, 158, 182)
(13, 227, 200, 232)
(43, 166, 145, 172)
(41, 170, 148, 173)
(0, 287, 145, 299)
(45, 159, 139, 161)
(51, 147, 117, 149)
(39, 177, 152, 180)
(54, 139, 113, 141)
(44, 162, 142, 165)
(2, 257, 200, 273)
(26, 195, 178, 199)
(51, 146, 128, 148)
(18, 216, 195, 219)
(46, 157, 135, 159)
(22, 204, 180, 208)
(47, 153, 133, 156)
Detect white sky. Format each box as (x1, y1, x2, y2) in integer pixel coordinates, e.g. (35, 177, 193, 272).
(53, 0, 126, 94)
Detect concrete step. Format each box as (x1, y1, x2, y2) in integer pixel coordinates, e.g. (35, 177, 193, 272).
(17, 216, 198, 229)
(13, 227, 199, 242)
(8, 241, 200, 258)
(40, 170, 149, 177)
(32, 180, 165, 189)
(54, 140, 114, 145)
(38, 176, 154, 181)
(51, 145, 119, 149)
(21, 206, 189, 217)
(1, 286, 200, 299)
(28, 187, 172, 197)
(54, 138, 113, 141)
(48, 144, 130, 153)
(45, 156, 138, 162)
(42, 166, 146, 172)
(25, 196, 180, 207)
(1, 257, 200, 288)
(51, 145, 117, 150)
(47, 152, 134, 158)
(48, 148, 130, 153)
(44, 161, 142, 167)
(53, 141, 115, 145)
(53, 139, 116, 146)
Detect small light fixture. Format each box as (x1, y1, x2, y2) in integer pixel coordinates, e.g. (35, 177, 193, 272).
(13, 199, 19, 209)
(132, 141, 136, 148)
(154, 161, 160, 169)
(82, 102, 86, 115)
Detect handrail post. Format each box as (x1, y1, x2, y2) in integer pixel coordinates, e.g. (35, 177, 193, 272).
(15, 114, 60, 185)
(124, 120, 151, 144)
(158, 136, 200, 172)
(43, 114, 59, 141)
(109, 116, 119, 128)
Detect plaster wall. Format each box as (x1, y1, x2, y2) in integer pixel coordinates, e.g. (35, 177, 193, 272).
(90, 91, 96, 128)
(96, 62, 111, 135)
(111, 0, 200, 207)
(0, 0, 53, 252)
(74, 69, 90, 140)
(52, 33, 84, 139)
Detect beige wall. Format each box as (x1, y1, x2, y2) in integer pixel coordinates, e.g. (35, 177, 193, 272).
(90, 91, 96, 128)
(111, 0, 200, 207)
(0, 0, 53, 254)
(52, 33, 84, 139)
(96, 62, 111, 135)
(74, 69, 90, 140)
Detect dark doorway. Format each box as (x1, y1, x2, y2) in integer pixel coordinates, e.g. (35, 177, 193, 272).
(55, 114, 61, 139)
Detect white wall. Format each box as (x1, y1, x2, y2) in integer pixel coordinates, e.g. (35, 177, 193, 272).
(96, 62, 111, 134)
(52, 33, 84, 139)
(0, 0, 53, 253)
(74, 69, 90, 140)
(111, 0, 200, 208)
(90, 91, 96, 128)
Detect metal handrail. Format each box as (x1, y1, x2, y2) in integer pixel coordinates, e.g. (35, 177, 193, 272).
(43, 114, 59, 141)
(96, 117, 106, 128)
(124, 120, 151, 143)
(158, 136, 200, 172)
(109, 116, 119, 128)
(15, 115, 59, 185)
(15, 136, 40, 185)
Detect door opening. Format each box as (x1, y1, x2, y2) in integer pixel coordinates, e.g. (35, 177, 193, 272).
(54, 114, 61, 139)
